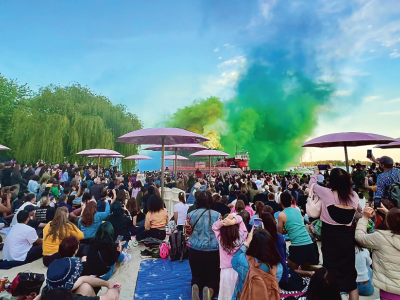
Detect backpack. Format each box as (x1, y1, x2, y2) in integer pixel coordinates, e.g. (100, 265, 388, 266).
(238, 255, 280, 300)
(387, 172, 400, 207)
(169, 230, 189, 262)
(306, 183, 322, 218)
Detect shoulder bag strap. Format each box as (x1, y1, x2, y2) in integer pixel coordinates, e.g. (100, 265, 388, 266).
(192, 209, 208, 232)
(98, 250, 110, 268)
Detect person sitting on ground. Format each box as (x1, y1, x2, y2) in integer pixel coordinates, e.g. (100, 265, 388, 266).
(231, 227, 283, 298)
(10, 193, 38, 226)
(278, 192, 318, 277)
(86, 222, 131, 280)
(285, 267, 342, 300)
(28, 175, 40, 195)
(104, 202, 131, 248)
(78, 198, 110, 239)
(126, 197, 145, 229)
(50, 179, 60, 199)
(174, 192, 189, 231)
(249, 201, 264, 226)
(40, 257, 121, 300)
(234, 200, 245, 215)
(42, 207, 85, 267)
(136, 195, 168, 241)
(24, 205, 47, 233)
(2, 210, 43, 263)
(355, 206, 400, 299)
(266, 192, 279, 212)
(36, 195, 56, 223)
(261, 212, 289, 285)
(141, 185, 156, 214)
(212, 213, 247, 300)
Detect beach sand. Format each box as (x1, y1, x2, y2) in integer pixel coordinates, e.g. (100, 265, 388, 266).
(0, 234, 380, 300)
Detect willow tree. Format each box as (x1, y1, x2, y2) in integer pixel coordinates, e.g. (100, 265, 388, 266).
(9, 84, 142, 171)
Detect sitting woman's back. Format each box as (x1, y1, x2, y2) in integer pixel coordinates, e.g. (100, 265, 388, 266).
(78, 200, 110, 239)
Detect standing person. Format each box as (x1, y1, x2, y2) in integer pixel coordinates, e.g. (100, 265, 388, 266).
(188, 191, 221, 300)
(187, 181, 208, 205)
(309, 167, 360, 300)
(86, 222, 131, 280)
(173, 192, 189, 231)
(373, 156, 400, 206)
(42, 207, 85, 267)
(2, 210, 43, 263)
(213, 194, 230, 217)
(212, 214, 247, 300)
(11, 164, 28, 192)
(249, 201, 264, 226)
(352, 163, 368, 199)
(355, 206, 400, 299)
(136, 195, 168, 241)
(277, 192, 318, 277)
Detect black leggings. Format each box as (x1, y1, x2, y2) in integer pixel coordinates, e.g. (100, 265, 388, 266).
(189, 248, 220, 294)
(136, 228, 166, 241)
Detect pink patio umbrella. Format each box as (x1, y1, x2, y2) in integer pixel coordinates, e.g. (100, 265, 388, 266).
(163, 155, 189, 160)
(124, 154, 153, 171)
(374, 138, 400, 149)
(116, 128, 209, 198)
(190, 149, 230, 178)
(77, 149, 123, 174)
(302, 132, 395, 172)
(145, 143, 207, 181)
(0, 144, 11, 150)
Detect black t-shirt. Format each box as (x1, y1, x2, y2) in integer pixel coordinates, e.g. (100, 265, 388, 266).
(265, 201, 279, 213)
(27, 219, 41, 229)
(213, 202, 230, 217)
(104, 214, 131, 241)
(253, 193, 267, 204)
(87, 240, 120, 276)
(36, 206, 56, 223)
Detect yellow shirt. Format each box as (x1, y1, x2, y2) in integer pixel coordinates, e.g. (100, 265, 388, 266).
(42, 222, 84, 256)
(145, 209, 169, 230)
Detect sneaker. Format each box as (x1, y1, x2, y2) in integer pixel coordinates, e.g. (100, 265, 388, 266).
(122, 254, 132, 264)
(140, 249, 152, 259)
(191, 284, 200, 300)
(202, 287, 210, 300)
(132, 240, 139, 247)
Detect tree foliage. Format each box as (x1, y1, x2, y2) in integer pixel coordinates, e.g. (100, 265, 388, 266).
(5, 82, 142, 171)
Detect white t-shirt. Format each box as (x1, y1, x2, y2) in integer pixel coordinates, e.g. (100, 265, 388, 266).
(317, 174, 324, 182)
(254, 179, 263, 190)
(3, 223, 38, 261)
(11, 202, 35, 226)
(173, 202, 189, 225)
(355, 248, 372, 282)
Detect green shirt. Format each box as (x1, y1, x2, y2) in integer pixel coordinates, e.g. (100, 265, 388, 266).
(284, 207, 312, 246)
(352, 170, 366, 188)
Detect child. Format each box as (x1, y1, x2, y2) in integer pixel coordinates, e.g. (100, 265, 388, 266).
(212, 214, 248, 300)
(50, 179, 60, 199)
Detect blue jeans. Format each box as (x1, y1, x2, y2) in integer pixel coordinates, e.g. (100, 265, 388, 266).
(100, 252, 125, 281)
(357, 265, 374, 296)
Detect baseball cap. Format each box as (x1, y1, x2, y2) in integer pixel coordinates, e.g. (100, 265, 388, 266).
(24, 205, 37, 213)
(377, 156, 394, 166)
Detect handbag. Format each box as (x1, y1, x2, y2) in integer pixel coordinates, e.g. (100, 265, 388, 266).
(306, 183, 322, 218)
(10, 272, 44, 296)
(184, 209, 207, 237)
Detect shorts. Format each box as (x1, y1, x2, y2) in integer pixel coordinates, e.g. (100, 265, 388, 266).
(288, 243, 318, 266)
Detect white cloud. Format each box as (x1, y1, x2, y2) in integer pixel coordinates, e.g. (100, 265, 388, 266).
(223, 44, 230, 47)
(218, 57, 222, 59)
(259, 0, 277, 20)
(334, 90, 353, 97)
(363, 95, 380, 102)
(387, 98, 400, 103)
(379, 110, 400, 115)
(218, 56, 246, 69)
(214, 48, 219, 52)
(390, 49, 400, 58)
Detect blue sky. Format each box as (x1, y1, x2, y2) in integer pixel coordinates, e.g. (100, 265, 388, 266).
(1, 0, 400, 170)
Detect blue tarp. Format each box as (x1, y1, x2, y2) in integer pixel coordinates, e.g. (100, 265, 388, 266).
(134, 259, 192, 300)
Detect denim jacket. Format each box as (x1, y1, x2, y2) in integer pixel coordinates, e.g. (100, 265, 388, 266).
(187, 184, 208, 205)
(188, 208, 220, 251)
(231, 245, 283, 299)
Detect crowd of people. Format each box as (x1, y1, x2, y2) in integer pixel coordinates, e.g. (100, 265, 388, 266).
(0, 154, 399, 300)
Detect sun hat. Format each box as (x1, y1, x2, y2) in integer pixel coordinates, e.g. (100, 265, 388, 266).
(46, 257, 83, 290)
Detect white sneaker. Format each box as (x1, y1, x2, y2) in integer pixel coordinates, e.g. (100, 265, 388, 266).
(122, 254, 132, 264)
(0, 223, 4, 229)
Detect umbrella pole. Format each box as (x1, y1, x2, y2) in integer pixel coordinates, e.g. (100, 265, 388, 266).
(209, 156, 211, 180)
(161, 137, 165, 200)
(175, 149, 178, 184)
(98, 156, 100, 176)
(344, 144, 349, 173)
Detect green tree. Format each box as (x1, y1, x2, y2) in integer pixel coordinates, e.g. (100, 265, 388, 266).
(0, 74, 31, 150)
(9, 84, 142, 171)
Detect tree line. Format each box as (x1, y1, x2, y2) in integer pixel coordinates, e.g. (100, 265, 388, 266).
(0, 73, 142, 171)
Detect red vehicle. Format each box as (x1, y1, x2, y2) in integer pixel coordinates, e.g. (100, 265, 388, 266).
(224, 147, 250, 171)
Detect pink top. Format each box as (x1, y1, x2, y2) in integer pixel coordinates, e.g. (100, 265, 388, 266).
(309, 175, 359, 226)
(212, 215, 248, 268)
(230, 205, 255, 217)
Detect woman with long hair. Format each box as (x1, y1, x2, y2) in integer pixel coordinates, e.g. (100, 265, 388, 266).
(78, 199, 110, 239)
(212, 214, 247, 300)
(261, 212, 289, 285)
(188, 191, 221, 300)
(231, 228, 283, 298)
(86, 221, 131, 280)
(310, 167, 361, 300)
(248, 181, 258, 202)
(136, 195, 168, 241)
(42, 207, 85, 266)
(126, 197, 145, 227)
(174, 191, 189, 231)
(104, 201, 131, 248)
(249, 201, 264, 226)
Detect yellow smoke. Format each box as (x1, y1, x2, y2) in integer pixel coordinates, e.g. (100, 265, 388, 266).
(202, 131, 222, 149)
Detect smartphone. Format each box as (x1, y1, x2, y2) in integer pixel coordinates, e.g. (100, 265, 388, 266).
(367, 150, 372, 159)
(253, 218, 263, 230)
(115, 235, 123, 244)
(318, 164, 330, 171)
(374, 196, 381, 210)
